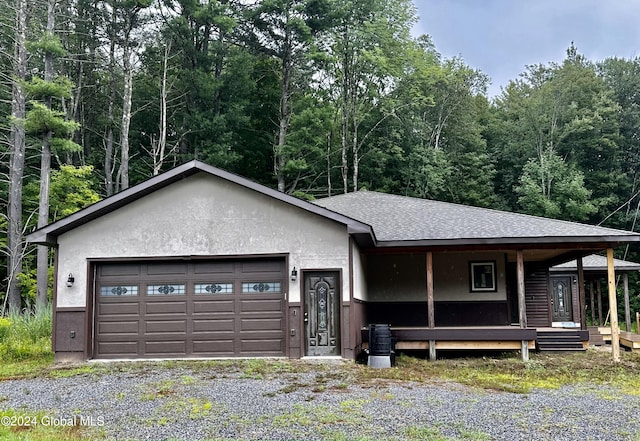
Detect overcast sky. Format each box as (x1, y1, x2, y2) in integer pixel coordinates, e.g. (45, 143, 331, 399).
(412, 0, 640, 97)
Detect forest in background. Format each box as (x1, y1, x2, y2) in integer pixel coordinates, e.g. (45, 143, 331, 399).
(2, 0, 640, 315)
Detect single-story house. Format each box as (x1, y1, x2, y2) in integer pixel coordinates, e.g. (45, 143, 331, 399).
(26, 160, 640, 363)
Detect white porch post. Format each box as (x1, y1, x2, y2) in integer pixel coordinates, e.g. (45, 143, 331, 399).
(607, 248, 620, 362)
(517, 250, 529, 361)
(426, 251, 436, 361)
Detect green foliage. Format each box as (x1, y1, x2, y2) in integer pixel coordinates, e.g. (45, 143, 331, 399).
(49, 165, 101, 220)
(27, 32, 66, 57)
(24, 77, 74, 100)
(16, 267, 54, 309)
(25, 102, 79, 137)
(0, 307, 53, 361)
(516, 152, 596, 221)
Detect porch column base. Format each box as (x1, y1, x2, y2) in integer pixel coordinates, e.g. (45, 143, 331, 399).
(521, 341, 529, 362)
(429, 340, 436, 361)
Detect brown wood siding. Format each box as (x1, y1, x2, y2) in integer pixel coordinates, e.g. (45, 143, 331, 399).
(95, 258, 285, 359)
(525, 269, 551, 327)
(365, 301, 509, 327)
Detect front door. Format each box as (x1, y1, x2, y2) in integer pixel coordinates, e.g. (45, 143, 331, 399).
(551, 276, 573, 322)
(304, 272, 340, 356)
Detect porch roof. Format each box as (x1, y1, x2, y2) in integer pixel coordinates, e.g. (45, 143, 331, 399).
(314, 191, 640, 248)
(551, 254, 640, 272)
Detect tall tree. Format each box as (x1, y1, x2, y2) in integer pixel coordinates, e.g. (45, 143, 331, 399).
(245, 0, 330, 192)
(6, 0, 28, 313)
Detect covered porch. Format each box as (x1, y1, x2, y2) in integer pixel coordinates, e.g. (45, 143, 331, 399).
(356, 247, 622, 361)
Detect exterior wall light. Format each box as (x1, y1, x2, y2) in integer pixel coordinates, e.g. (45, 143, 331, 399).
(66, 273, 75, 288)
(290, 267, 298, 281)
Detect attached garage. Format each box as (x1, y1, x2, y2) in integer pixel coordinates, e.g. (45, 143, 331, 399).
(26, 160, 371, 362)
(94, 258, 286, 358)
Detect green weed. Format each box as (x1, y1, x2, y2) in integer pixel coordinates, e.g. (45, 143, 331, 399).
(0, 307, 53, 361)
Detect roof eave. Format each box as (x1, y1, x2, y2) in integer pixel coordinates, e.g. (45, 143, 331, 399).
(374, 235, 640, 249)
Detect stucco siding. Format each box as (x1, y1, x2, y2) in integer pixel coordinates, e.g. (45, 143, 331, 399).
(367, 252, 507, 302)
(351, 242, 367, 301)
(56, 173, 351, 308)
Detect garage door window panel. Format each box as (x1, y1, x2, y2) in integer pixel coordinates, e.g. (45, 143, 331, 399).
(241, 282, 282, 293)
(194, 283, 233, 295)
(100, 285, 139, 297)
(146, 284, 186, 296)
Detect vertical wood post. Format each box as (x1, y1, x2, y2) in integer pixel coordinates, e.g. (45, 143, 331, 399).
(607, 248, 620, 362)
(624, 273, 631, 332)
(636, 312, 639, 335)
(426, 252, 436, 361)
(577, 257, 586, 330)
(516, 250, 528, 361)
(597, 281, 603, 326)
(589, 280, 595, 325)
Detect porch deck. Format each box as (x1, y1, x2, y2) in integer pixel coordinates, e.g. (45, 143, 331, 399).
(619, 331, 640, 352)
(361, 326, 537, 351)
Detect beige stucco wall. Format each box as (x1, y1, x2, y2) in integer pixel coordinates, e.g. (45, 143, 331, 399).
(56, 173, 351, 308)
(351, 242, 367, 301)
(367, 251, 507, 302)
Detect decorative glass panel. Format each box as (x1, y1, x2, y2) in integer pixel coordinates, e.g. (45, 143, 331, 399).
(100, 285, 139, 297)
(241, 282, 282, 293)
(194, 283, 233, 295)
(147, 284, 186, 296)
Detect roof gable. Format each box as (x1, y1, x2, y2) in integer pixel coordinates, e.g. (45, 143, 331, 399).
(26, 161, 373, 245)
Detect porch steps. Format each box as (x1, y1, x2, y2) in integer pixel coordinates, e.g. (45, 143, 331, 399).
(588, 326, 605, 346)
(536, 330, 587, 352)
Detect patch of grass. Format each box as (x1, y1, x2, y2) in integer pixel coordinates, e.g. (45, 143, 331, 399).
(0, 308, 53, 362)
(139, 379, 176, 401)
(354, 350, 640, 394)
(0, 356, 54, 381)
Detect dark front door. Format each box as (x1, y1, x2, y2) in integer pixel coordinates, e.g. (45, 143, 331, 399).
(551, 276, 573, 322)
(304, 272, 340, 356)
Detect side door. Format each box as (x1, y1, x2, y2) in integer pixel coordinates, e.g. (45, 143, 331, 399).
(551, 276, 573, 322)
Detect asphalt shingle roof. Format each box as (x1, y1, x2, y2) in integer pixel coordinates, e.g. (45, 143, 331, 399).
(552, 254, 640, 271)
(313, 191, 640, 244)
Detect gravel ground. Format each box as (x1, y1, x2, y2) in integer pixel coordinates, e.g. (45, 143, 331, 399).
(1, 360, 639, 441)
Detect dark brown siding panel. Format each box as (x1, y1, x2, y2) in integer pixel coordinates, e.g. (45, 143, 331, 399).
(55, 310, 86, 353)
(94, 258, 286, 359)
(365, 301, 508, 326)
(525, 269, 550, 327)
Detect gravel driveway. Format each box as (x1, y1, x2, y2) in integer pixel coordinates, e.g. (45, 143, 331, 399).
(0, 360, 639, 441)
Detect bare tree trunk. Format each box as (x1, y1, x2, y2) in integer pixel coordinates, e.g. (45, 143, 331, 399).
(153, 43, 171, 176)
(274, 32, 292, 193)
(119, 40, 133, 190)
(36, 0, 57, 311)
(104, 10, 117, 196)
(339, 26, 350, 194)
(7, 0, 28, 313)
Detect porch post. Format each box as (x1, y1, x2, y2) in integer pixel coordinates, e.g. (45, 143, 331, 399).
(516, 250, 529, 362)
(577, 257, 586, 330)
(597, 281, 603, 325)
(589, 280, 595, 325)
(624, 273, 631, 332)
(426, 251, 436, 361)
(606, 248, 620, 362)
